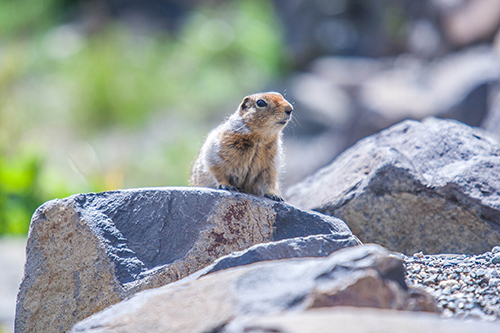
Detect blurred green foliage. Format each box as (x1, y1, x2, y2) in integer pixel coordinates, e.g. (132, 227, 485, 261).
(0, 0, 287, 234)
(0, 0, 60, 39)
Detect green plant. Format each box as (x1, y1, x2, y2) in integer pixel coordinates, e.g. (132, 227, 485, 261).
(0, 151, 44, 234)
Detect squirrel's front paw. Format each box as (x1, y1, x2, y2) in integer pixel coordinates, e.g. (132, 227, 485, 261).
(218, 185, 242, 192)
(264, 193, 284, 202)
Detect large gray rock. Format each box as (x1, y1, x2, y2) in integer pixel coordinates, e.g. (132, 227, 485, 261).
(286, 117, 500, 255)
(15, 187, 357, 333)
(70, 244, 436, 333)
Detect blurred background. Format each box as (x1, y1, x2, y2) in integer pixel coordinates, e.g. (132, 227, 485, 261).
(2, 0, 500, 331)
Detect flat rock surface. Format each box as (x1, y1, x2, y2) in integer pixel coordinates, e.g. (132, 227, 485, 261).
(404, 247, 500, 321)
(15, 187, 356, 333)
(286, 117, 500, 254)
(223, 307, 500, 333)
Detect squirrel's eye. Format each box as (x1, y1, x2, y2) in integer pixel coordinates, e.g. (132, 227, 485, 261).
(256, 99, 267, 107)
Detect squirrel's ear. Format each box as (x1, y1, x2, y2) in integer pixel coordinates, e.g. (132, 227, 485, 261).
(240, 97, 250, 110)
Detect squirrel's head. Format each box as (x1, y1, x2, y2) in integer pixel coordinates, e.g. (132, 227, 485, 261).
(238, 92, 293, 135)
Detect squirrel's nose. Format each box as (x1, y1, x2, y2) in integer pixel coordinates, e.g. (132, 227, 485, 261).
(284, 107, 293, 116)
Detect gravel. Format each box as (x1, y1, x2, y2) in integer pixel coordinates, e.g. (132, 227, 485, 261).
(404, 247, 500, 321)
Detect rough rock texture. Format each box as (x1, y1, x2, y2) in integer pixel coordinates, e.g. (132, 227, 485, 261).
(286, 117, 500, 255)
(70, 244, 436, 333)
(15, 187, 357, 333)
(223, 307, 500, 333)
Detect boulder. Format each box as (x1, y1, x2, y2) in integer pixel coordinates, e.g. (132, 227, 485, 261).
(70, 244, 436, 333)
(286, 117, 500, 255)
(15, 187, 357, 333)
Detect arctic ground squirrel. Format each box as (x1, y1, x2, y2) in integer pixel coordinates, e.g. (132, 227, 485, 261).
(190, 92, 293, 201)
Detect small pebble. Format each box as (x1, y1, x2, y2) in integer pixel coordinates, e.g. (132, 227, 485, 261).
(442, 308, 454, 318)
(492, 246, 500, 254)
(414, 251, 424, 258)
(476, 269, 486, 277)
(439, 280, 455, 288)
(491, 253, 500, 264)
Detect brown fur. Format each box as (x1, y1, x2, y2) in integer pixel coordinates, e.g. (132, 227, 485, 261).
(190, 92, 293, 201)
